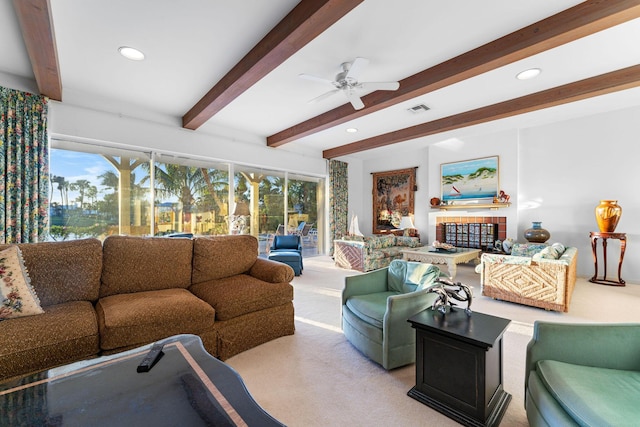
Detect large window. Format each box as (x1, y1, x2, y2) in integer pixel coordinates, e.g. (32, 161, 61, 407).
(154, 155, 229, 236)
(288, 173, 322, 255)
(49, 144, 151, 240)
(49, 140, 325, 255)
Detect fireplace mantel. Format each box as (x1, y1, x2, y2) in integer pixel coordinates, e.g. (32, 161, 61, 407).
(431, 203, 511, 211)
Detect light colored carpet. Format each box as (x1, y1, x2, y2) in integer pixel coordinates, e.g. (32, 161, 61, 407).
(227, 256, 640, 426)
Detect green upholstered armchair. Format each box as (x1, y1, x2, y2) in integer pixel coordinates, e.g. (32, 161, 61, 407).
(525, 321, 640, 426)
(341, 259, 443, 370)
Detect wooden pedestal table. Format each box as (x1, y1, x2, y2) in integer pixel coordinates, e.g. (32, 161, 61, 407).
(408, 309, 511, 427)
(589, 231, 626, 286)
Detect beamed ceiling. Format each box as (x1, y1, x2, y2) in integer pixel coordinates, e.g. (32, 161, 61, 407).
(6, 0, 640, 160)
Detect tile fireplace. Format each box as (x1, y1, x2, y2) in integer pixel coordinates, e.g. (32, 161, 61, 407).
(435, 216, 507, 251)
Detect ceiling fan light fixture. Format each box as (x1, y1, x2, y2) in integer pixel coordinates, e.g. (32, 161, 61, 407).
(118, 46, 145, 61)
(516, 68, 541, 80)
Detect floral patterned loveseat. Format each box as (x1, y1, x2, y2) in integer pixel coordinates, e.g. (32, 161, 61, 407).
(334, 234, 422, 272)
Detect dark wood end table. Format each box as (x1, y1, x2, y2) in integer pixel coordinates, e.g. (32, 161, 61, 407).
(589, 231, 626, 286)
(0, 334, 283, 426)
(408, 309, 511, 427)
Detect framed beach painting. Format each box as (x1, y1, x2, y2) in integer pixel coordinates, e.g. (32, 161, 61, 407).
(441, 156, 499, 202)
(372, 167, 416, 234)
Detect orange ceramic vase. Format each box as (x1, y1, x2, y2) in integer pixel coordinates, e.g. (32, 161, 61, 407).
(595, 200, 622, 232)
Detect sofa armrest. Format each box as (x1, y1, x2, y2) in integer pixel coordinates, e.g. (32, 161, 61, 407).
(526, 321, 640, 381)
(342, 268, 388, 304)
(249, 257, 294, 283)
(334, 239, 366, 271)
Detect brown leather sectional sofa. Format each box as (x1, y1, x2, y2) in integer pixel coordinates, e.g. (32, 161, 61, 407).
(0, 234, 295, 382)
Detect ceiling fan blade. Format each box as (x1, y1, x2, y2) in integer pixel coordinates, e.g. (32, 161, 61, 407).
(299, 73, 335, 85)
(308, 89, 340, 104)
(345, 91, 365, 110)
(359, 81, 400, 91)
(345, 57, 369, 81)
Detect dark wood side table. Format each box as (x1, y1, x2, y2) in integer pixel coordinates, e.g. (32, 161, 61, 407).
(408, 309, 511, 427)
(589, 231, 626, 286)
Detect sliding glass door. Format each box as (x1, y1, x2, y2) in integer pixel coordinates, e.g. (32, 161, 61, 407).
(49, 140, 325, 255)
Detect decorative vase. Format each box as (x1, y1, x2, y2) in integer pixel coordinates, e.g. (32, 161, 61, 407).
(595, 200, 622, 232)
(430, 197, 441, 206)
(523, 222, 550, 243)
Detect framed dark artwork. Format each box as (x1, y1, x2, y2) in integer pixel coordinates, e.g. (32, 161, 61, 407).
(372, 168, 416, 234)
(441, 156, 499, 202)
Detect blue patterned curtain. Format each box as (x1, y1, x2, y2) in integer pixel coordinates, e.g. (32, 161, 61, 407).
(329, 159, 348, 256)
(0, 86, 49, 243)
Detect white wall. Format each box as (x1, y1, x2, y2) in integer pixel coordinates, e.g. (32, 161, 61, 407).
(49, 102, 327, 177)
(518, 107, 640, 282)
(356, 106, 640, 283)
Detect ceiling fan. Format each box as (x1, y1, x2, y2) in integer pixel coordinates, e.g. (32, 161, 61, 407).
(299, 57, 400, 110)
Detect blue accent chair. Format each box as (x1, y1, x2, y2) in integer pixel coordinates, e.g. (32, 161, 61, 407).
(268, 235, 303, 276)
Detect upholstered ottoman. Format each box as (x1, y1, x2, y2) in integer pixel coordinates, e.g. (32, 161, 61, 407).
(268, 251, 302, 276)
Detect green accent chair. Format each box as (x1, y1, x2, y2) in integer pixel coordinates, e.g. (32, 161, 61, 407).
(341, 259, 443, 370)
(526, 321, 640, 426)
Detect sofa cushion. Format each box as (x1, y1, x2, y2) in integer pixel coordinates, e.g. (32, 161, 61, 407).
(364, 234, 396, 251)
(100, 236, 193, 298)
(388, 260, 441, 293)
(96, 288, 215, 350)
(0, 301, 99, 380)
(536, 359, 640, 426)
(0, 238, 102, 306)
(192, 235, 258, 284)
(0, 246, 43, 320)
(190, 274, 293, 321)
(345, 291, 398, 329)
(395, 236, 422, 248)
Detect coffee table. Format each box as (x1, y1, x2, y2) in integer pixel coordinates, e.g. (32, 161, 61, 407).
(0, 334, 283, 426)
(402, 246, 481, 279)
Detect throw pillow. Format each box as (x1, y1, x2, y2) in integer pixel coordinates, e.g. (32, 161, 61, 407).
(511, 243, 548, 257)
(551, 242, 566, 255)
(534, 246, 560, 261)
(0, 246, 44, 321)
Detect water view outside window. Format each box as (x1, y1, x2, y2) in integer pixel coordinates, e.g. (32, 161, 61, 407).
(49, 144, 324, 256)
(49, 148, 151, 240)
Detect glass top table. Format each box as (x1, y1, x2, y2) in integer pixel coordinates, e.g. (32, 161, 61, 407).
(402, 246, 481, 279)
(0, 334, 283, 427)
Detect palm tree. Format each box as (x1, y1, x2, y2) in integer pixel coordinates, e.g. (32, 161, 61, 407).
(70, 179, 92, 209)
(151, 164, 208, 232)
(51, 175, 69, 207)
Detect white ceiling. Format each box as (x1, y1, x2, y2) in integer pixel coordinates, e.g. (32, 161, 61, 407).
(2, 0, 640, 160)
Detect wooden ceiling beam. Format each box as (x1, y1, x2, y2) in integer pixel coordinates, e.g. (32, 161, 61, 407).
(13, 0, 62, 101)
(270, 0, 640, 147)
(182, 0, 364, 130)
(322, 65, 640, 159)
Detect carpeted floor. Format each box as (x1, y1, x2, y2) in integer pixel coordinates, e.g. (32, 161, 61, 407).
(226, 256, 640, 426)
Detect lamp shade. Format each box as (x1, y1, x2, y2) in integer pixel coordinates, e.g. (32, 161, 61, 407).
(399, 216, 415, 229)
(233, 201, 250, 216)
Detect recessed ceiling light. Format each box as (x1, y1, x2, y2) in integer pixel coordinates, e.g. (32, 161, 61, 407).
(118, 46, 145, 61)
(516, 68, 541, 80)
(346, 128, 358, 133)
